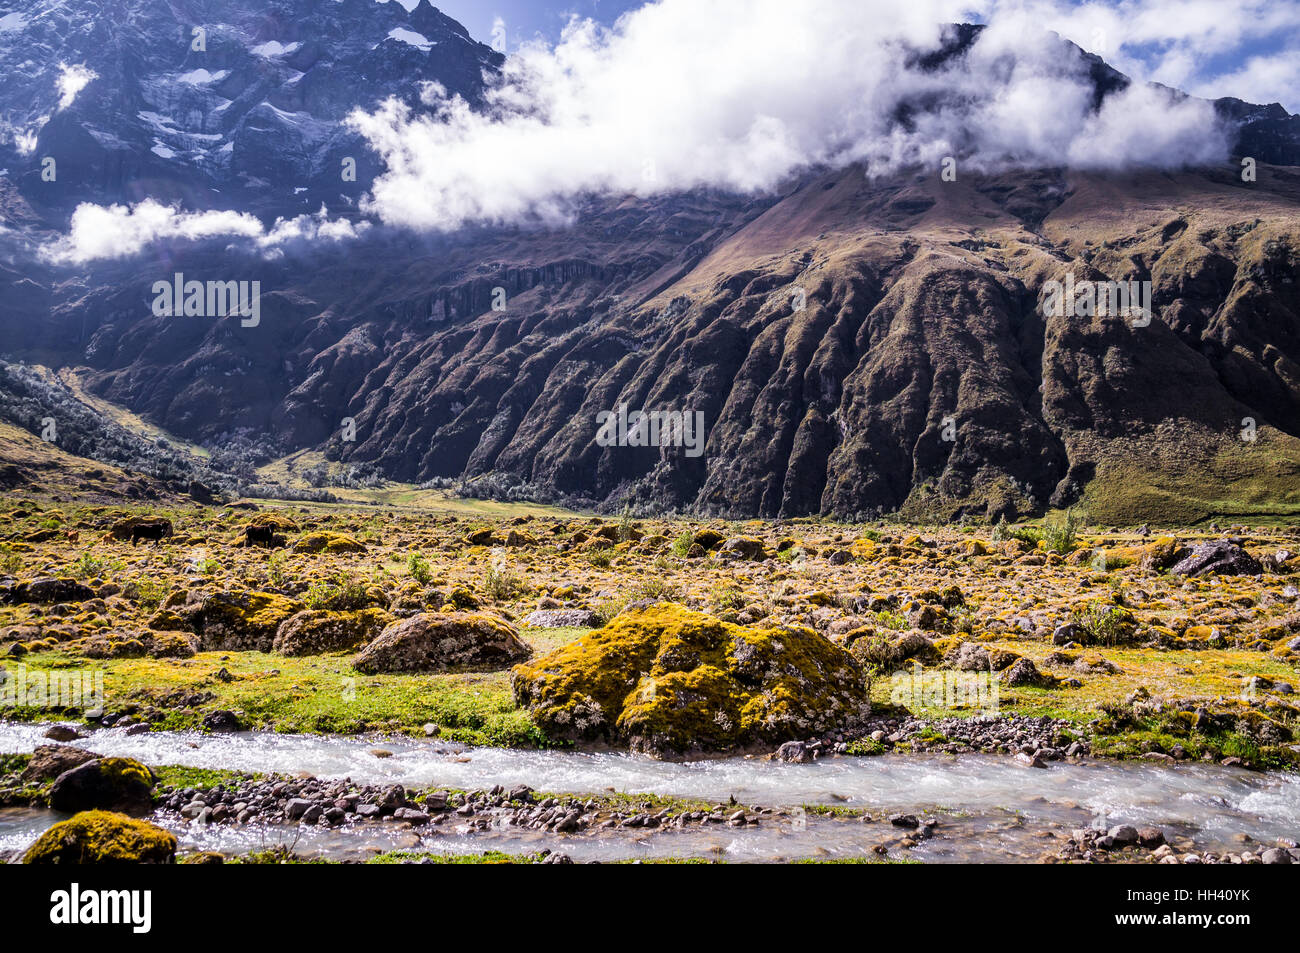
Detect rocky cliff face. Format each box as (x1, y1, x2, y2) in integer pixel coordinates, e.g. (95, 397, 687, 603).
(1, 2, 1299, 523)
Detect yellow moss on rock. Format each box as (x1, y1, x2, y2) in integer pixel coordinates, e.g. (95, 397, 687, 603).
(291, 531, 368, 554)
(187, 590, 305, 652)
(273, 607, 393, 656)
(23, 810, 176, 864)
(511, 604, 870, 757)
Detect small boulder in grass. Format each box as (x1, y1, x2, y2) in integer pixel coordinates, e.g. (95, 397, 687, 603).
(1169, 540, 1262, 577)
(1001, 657, 1053, 688)
(352, 612, 532, 674)
(291, 531, 368, 554)
(520, 608, 601, 628)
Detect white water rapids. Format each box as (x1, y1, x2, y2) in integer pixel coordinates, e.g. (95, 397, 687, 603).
(2, 722, 1296, 862)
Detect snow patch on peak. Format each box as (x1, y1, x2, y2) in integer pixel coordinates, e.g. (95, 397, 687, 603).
(177, 68, 231, 85)
(387, 27, 433, 50)
(251, 40, 302, 58)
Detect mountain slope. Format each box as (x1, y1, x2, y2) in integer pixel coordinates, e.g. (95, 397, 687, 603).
(1, 4, 1299, 523)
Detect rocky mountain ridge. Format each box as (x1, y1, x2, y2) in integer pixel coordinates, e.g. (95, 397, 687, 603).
(1, 2, 1298, 523)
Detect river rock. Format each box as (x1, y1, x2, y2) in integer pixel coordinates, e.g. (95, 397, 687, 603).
(1107, 824, 1139, 846)
(772, 740, 815, 763)
(20, 744, 98, 783)
(49, 757, 156, 816)
(202, 709, 243, 733)
(23, 810, 176, 864)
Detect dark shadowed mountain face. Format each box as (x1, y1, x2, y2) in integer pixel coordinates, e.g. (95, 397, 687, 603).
(1, 2, 1299, 524)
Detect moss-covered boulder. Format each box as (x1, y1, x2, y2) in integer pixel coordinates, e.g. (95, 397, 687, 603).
(291, 531, 368, 554)
(23, 810, 176, 864)
(511, 604, 871, 757)
(144, 630, 198, 658)
(185, 590, 305, 652)
(353, 612, 532, 674)
(49, 757, 156, 815)
(5, 577, 94, 605)
(273, 608, 393, 656)
(71, 634, 148, 659)
(719, 536, 766, 560)
(692, 529, 726, 550)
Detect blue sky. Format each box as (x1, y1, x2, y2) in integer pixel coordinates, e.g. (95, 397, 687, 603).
(432, 0, 647, 48)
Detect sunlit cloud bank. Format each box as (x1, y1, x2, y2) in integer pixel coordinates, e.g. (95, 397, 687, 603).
(39, 201, 369, 265)
(346, 0, 1249, 231)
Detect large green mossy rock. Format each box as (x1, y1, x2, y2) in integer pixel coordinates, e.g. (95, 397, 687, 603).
(185, 590, 304, 652)
(291, 531, 368, 554)
(49, 757, 156, 815)
(273, 608, 393, 656)
(23, 810, 176, 864)
(511, 604, 870, 757)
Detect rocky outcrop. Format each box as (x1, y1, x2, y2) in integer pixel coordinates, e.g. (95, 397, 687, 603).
(273, 608, 392, 656)
(352, 612, 532, 674)
(184, 591, 305, 652)
(511, 604, 871, 757)
(1169, 540, 1263, 576)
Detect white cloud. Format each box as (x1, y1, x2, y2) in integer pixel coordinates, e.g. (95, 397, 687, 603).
(56, 62, 97, 110)
(991, 0, 1300, 112)
(1187, 51, 1300, 111)
(39, 201, 369, 265)
(346, 0, 1240, 232)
